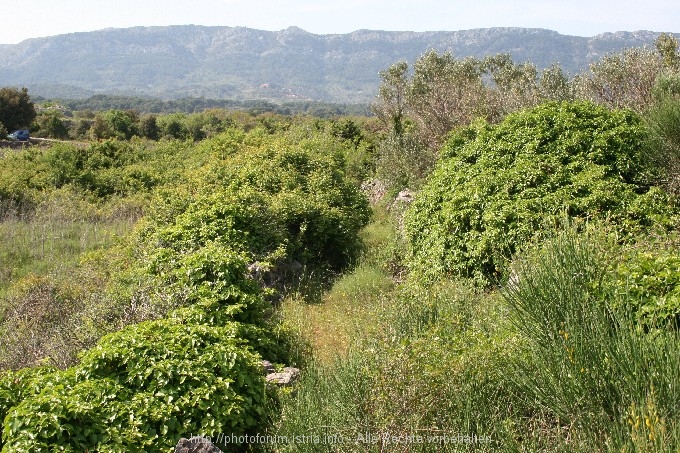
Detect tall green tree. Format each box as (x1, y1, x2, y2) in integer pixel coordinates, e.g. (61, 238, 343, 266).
(372, 61, 409, 136)
(409, 51, 487, 149)
(139, 114, 160, 140)
(573, 36, 680, 112)
(484, 54, 540, 117)
(0, 87, 36, 132)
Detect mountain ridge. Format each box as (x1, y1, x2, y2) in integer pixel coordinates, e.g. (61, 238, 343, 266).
(0, 26, 675, 103)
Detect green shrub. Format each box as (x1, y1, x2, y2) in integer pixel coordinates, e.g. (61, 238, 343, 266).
(375, 130, 437, 192)
(605, 234, 680, 327)
(406, 101, 678, 286)
(2, 317, 269, 452)
(644, 97, 680, 194)
(143, 130, 370, 274)
(0, 365, 57, 449)
(0, 122, 371, 451)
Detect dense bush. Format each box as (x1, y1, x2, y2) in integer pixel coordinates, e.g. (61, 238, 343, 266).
(2, 316, 270, 452)
(605, 233, 680, 327)
(0, 140, 181, 213)
(644, 96, 680, 194)
(0, 124, 370, 451)
(141, 130, 371, 275)
(405, 101, 679, 286)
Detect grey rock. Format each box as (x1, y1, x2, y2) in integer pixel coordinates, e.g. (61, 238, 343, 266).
(361, 179, 387, 204)
(265, 367, 300, 386)
(175, 436, 223, 453)
(395, 189, 415, 204)
(261, 360, 276, 375)
(248, 260, 304, 293)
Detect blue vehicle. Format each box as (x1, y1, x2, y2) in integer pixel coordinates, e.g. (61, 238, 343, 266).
(8, 129, 30, 141)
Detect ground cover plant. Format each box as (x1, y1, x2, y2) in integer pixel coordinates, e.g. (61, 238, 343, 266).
(273, 96, 680, 451)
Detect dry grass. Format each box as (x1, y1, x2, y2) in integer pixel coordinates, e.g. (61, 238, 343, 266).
(281, 264, 394, 364)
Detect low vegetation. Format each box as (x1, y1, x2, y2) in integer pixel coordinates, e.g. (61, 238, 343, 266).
(0, 33, 678, 452)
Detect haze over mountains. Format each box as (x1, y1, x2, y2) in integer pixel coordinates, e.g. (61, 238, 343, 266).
(0, 26, 674, 104)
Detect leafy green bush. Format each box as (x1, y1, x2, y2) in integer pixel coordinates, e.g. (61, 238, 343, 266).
(605, 234, 680, 327)
(405, 101, 678, 286)
(143, 130, 370, 274)
(0, 365, 57, 448)
(0, 140, 170, 214)
(0, 123, 370, 450)
(2, 317, 269, 452)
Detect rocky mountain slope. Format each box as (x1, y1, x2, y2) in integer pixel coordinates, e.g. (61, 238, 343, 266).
(0, 26, 673, 103)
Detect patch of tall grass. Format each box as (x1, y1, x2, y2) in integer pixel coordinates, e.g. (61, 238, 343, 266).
(0, 189, 142, 369)
(504, 230, 680, 449)
(276, 272, 522, 451)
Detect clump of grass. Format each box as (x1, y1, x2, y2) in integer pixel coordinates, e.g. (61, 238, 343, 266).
(0, 189, 140, 302)
(277, 272, 522, 451)
(503, 230, 680, 448)
(273, 353, 378, 453)
(277, 216, 680, 451)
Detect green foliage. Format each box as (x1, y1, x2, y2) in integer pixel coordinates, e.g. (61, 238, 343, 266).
(0, 366, 57, 441)
(157, 113, 189, 140)
(375, 131, 435, 191)
(0, 119, 370, 450)
(58, 95, 369, 118)
(139, 114, 161, 140)
(606, 235, 680, 327)
(276, 276, 517, 452)
(148, 130, 371, 272)
(276, 203, 680, 450)
(371, 52, 583, 193)
(655, 33, 680, 71)
(0, 139, 179, 210)
(3, 318, 269, 452)
(33, 111, 70, 139)
(405, 101, 678, 286)
(0, 87, 36, 132)
(574, 46, 666, 111)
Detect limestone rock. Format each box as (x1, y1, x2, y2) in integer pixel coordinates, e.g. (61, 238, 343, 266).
(261, 359, 276, 375)
(361, 179, 387, 204)
(395, 189, 415, 204)
(265, 367, 300, 386)
(175, 436, 223, 453)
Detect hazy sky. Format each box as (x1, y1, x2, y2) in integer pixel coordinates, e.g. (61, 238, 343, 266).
(1, 0, 678, 44)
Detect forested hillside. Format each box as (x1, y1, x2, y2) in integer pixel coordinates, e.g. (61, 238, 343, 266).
(0, 32, 679, 452)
